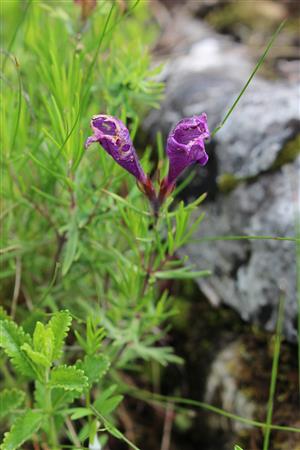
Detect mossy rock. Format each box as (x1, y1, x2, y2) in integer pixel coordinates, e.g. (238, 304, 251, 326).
(206, 1, 285, 34)
(217, 173, 242, 194)
(272, 134, 300, 170)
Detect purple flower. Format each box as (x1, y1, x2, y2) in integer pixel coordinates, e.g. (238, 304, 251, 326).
(85, 114, 148, 185)
(85, 113, 210, 215)
(165, 114, 210, 185)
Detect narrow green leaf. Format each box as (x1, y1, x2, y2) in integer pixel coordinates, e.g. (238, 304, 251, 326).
(62, 215, 79, 276)
(0, 389, 25, 418)
(263, 295, 285, 450)
(131, 389, 300, 434)
(90, 406, 140, 450)
(0, 410, 43, 450)
(49, 365, 88, 392)
(30, 185, 69, 206)
(27, 152, 68, 182)
(69, 407, 93, 420)
(48, 310, 72, 359)
(94, 394, 123, 417)
(154, 269, 211, 280)
(101, 189, 150, 217)
(0, 320, 35, 378)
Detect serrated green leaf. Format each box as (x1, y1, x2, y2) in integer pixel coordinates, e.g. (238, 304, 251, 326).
(33, 382, 81, 411)
(0, 320, 35, 378)
(51, 387, 82, 409)
(33, 322, 54, 361)
(48, 310, 72, 360)
(21, 343, 50, 368)
(77, 354, 110, 385)
(0, 389, 25, 419)
(0, 410, 43, 450)
(49, 365, 88, 391)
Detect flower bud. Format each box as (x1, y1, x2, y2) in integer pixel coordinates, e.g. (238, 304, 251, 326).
(85, 114, 148, 185)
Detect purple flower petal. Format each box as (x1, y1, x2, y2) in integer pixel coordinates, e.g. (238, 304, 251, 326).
(85, 114, 147, 184)
(166, 113, 210, 184)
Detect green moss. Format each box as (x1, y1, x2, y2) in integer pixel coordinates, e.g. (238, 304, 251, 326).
(272, 134, 300, 170)
(217, 136, 299, 194)
(206, 1, 283, 33)
(217, 173, 242, 194)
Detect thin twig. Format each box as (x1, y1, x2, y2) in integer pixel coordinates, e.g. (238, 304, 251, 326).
(51, 232, 67, 278)
(118, 402, 136, 444)
(32, 435, 40, 450)
(140, 212, 161, 297)
(29, 200, 59, 237)
(22, 285, 33, 311)
(65, 416, 81, 448)
(160, 402, 174, 450)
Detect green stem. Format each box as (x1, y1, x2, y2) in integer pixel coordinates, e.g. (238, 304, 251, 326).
(86, 389, 92, 426)
(45, 370, 59, 449)
(140, 212, 160, 298)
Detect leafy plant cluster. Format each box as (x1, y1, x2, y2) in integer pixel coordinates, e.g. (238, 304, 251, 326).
(0, 310, 113, 449)
(1, 1, 209, 448)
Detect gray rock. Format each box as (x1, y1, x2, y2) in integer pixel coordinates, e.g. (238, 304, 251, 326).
(146, 18, 300, 341)
(184, 158, 299, 342)
(215, 80, 299, 178)
(205, 340, 256, 434)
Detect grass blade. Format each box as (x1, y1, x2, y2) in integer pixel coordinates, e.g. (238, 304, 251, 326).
(211, 20, 286, 138)
(129, 389, 300, 434)
(2, 0, 32, 71)
(193, 235, 298, 243)
(262, 294, 285, 450)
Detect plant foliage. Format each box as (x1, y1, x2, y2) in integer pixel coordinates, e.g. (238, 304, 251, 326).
(0, 1, 208, 448)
